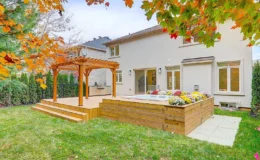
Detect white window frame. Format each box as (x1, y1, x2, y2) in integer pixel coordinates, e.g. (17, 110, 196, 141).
(166, 68, 181, 90)
(116, 70, 122, 83)
(216, 60, 243, 94)
(110, 45, 119, 57)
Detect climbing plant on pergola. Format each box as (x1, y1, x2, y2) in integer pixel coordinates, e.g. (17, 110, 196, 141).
(50, 57, 119, 106)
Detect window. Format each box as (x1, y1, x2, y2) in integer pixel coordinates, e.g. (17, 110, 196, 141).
(166, 67, 180, 90)
(110, 45, 119, 57)
(174, 71, 180, 90)
(167, 72, 172, 90)
(217, 61, 240, 92)
(116, 70, 122, 83)
(183, 31, 216, 45)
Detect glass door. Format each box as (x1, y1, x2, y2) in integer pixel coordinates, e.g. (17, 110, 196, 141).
(146, 69, 157, 91)
(135, 70, 145, 94)
(135, 69, 157, 94)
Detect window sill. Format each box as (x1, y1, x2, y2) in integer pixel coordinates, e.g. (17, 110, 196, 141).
(108, 56, 120, 59)
(179, 40, 220, 48)
(214, 92, 245, 96)
(116, 83, 123, 85)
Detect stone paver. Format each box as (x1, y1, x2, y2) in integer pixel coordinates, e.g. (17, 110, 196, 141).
(188, 115, 242, 146)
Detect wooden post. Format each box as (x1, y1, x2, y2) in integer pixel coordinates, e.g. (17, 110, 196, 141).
(85, 69, 91, 99)
(78, 65, 84, 106)
(53, 69, 58, 102)
(112, 69, 116, 97)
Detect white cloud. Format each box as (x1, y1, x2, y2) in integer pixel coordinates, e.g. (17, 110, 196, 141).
(59, 1, 157, 43)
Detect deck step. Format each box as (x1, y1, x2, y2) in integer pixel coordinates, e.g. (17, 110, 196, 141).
(40, 100, 87, 113)
(36, 103, 88, 121)
(32, 107, 83, 122)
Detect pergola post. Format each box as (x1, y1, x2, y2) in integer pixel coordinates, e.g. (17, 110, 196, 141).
(78, 65, 84, 106)
(111, 69, 116, 97)
(85, 69, 92, 99)
(52, 69, 59, 102)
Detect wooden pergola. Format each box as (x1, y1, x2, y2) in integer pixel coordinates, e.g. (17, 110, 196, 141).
(50, 57, 119, 106)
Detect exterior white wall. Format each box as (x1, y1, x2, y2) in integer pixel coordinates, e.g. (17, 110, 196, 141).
(80, 48, 108, 86)
(106, 20, 253, 107)
(182, 63, 213, 94)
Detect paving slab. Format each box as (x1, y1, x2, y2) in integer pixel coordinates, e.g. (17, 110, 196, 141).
(188, 115, 242, 146)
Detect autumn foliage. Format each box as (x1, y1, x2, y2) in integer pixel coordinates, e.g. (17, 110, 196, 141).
(0, 0, 259, 89)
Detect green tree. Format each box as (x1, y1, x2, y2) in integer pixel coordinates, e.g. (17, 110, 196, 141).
(0, 1, 39, 55)
(58, 73, 64, 98)
(0, 79, 28, 106)
(29, 73, 37, 103)
(251, 61, 260, 117)
(20, 73, 29, 85)
(45, 70, 53, 99)
(63, 74, 70, 97)
(69, 73, 75, 97)
(36, 73, 43, 102)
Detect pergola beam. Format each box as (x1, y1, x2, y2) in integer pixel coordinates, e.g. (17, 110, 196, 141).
(50, 56, 119, 106)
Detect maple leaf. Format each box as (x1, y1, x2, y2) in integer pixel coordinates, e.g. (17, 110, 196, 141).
(24, 0, 30, 4)
(170, 32, 178, 39)
(105, 2, 110, 7)
(0, 5, 4, 14)
(40, 83, 47, 90)
(0, 65, 9, 77)
(186, 30, 192, 36)
(125, 0, 133, 8)
(162, 28, 167, 32)
(247, 43, 253, 47)
(185, 37, 191, 43)
(2, 26, 11, 33)
(4, 55, 15, 63)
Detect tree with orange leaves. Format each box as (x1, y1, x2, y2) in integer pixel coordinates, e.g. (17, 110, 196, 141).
(0, 0, 259, 87)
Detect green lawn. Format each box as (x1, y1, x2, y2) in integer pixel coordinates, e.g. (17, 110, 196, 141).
(0, 106, 259, 160)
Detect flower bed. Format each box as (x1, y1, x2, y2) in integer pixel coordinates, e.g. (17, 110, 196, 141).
(146, 90, 211, 105)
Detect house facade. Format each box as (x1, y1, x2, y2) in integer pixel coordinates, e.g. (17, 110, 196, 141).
(105, 20, 253, 108)
(67, 36, 111, 86)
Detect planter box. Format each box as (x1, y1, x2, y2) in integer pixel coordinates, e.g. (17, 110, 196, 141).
(99, 97, 214, 135)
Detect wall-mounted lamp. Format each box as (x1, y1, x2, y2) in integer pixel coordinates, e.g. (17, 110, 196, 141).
(128, 69, 132, 76)
(194, 85, 199, 91)
(158, 68, 162, 74)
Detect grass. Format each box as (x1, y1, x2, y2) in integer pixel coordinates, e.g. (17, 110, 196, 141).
(0, 106, 259, 160)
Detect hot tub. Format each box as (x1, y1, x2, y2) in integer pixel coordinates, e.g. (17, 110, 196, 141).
(123, 95, 171, 101)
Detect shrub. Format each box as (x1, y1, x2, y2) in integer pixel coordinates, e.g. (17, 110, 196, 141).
(45, 70, 53, 99)
(0, 79, 28, 106)
(69, 73, 75, 97)
(29, 73, 37, 103)
(168, 96, 185, 106)
(63, 74, 70, 97)
(251, 61, 260, 117)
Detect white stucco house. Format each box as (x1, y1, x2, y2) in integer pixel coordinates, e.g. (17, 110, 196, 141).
(67, 36, 111, 86)
(104, 20, 253, 108)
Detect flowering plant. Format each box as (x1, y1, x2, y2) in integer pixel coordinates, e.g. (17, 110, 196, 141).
(151, 90, 159, 95)
(166, 91, 172, 96)
(168, 96, 185, 105)
(146, 90, 152, 94)
(173, 90, 182, 96)
(186, 95, 196, 103)
(201, 91, 211, 98)
(181, 95, 192, 104)
(158, 91, 166, 95)
(181, 91, 191, 96)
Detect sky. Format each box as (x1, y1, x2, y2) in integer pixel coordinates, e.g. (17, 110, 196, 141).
(60, 0, 260, 59)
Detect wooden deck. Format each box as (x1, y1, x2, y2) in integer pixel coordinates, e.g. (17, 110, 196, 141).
(32, 96, 115, 122)
(32, 96, 214, 135)
(99, 97, 214, 135)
